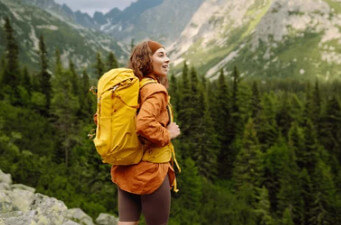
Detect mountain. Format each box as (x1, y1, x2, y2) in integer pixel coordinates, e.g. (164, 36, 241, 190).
(0, 0, 126, 72)
(97, 0, 204, 44)
(18, 0, 204, 45)
(21, 0, 102, 30)
(168, 0, 341, 81)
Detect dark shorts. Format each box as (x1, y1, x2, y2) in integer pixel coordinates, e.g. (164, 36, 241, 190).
(118, 175, 171, 225)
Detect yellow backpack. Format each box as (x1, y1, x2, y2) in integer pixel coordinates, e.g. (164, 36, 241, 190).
(93, 68, 156, 165)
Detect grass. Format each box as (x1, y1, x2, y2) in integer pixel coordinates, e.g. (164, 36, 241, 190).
(324, 0, 341, 14)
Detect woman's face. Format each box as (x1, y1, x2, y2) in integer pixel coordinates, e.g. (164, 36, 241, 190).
(151, 48, 170, 77)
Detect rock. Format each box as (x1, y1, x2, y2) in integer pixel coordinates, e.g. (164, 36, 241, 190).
(0, 211, 36, 225)
(11, 184, 35, 193)
(0, 171, 11, 185)
(30, 193, 68, 224)
(9, 189, 35, 212)
(66, 208, 94, 225)
(0, 169, 114, 225)
(96, 213, 119, 225)
(0, 191, 14, 213)
(0, 183, 10, 191)
(62, 220, 81, 225)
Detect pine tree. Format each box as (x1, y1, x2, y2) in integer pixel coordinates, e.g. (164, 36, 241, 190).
(320, 95, 341, 164)
(195, 89, 219, 179)
(310, 160, 336, 225)
(38, 34, 51, 115)
(214, 69, 230, 146)
(183, 67, 205, 162)
(303, 82, 314, 125)
(95, 52, 104, 80)
(0, 56, 6, 95)
(233, 117, 262, 189)
(107, 51, 118, 70)
(51, 50, 80, 167)
(276, 92, 293, 139)
(188, 67, 202, 130)
(262, 137, 291, 214)
(79, 69, 94, 119)
(177, 62, 192, 158)
(255, 93, 279, 151)
(175, 157, 202, 224)
(277, 130, 304, 224)
(251, 81, 262, 119)
(21, 66, 32, 96)
(288, 122, 305, 168)
(169, 73, 179, 115)
(255, 186, 275, 225)
(68, 59, 80, 96)
(302, 119, 319, 174)
(312, 79, 322, 131)
(55, 49, 63, 75)
(228, 66, 243, 139)
(220, 66, 243, 178)
(3, 17, 20, 103)
(300, 169, 315, 225)
(290, 93, 304, 125)
(281, 207, 295, 225)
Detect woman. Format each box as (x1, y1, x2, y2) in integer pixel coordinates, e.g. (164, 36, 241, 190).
(111, 40, 181, 225)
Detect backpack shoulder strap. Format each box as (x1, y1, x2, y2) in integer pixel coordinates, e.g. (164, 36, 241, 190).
(139, 77, 158, 89)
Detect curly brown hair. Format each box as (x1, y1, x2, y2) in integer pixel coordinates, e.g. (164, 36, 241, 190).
(128, 41, 153, 80)
(128, 41, 169, 88)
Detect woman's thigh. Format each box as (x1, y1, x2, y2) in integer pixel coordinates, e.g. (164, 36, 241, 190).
(141, 176, 171, 225)
(118, 187, 142, 222)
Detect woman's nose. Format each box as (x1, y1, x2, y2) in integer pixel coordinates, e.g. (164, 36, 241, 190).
(165, 56, 170, 63)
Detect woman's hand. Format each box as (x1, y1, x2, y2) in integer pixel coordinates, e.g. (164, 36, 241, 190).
(167, 122, 181, 139)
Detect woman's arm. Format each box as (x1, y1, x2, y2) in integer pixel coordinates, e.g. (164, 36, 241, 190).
(136, 91, 170, 147)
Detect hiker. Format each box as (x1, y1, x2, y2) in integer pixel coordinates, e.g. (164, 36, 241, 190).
(110, 40, 181, 225)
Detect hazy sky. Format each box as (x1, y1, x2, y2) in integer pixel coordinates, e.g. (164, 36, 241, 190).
(54, 0, 137, 16)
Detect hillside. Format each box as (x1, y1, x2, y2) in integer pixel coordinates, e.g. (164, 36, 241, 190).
(168, 0, 341, 81)
(0, 0, 126, 72)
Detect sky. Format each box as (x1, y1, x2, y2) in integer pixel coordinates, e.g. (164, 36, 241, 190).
(54, 0, 137, 16)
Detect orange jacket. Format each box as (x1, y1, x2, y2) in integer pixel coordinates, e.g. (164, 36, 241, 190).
(111, 76, 176, 194)
(136, 81, 170, 148)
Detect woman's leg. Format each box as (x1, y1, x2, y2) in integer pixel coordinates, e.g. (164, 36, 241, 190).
(117, 186, 142, 225)
(141, 176, 171, 225)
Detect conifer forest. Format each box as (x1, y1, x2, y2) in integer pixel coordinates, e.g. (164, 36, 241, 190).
(1, 17, 341, 225)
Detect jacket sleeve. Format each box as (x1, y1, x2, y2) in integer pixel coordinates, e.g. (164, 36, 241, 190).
(136, 90, 170, 147)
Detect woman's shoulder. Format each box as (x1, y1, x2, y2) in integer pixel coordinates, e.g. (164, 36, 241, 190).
(140, 80, 168, 102)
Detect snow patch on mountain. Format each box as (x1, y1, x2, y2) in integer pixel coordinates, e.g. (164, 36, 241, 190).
(206, 49, 240, 77)
(36, 25, 59, 31)
(29, 26, 39, 51)
(6, 2, 23, 22)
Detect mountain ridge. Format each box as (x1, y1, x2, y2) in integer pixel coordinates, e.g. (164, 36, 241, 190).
(0, 0, 126, 74)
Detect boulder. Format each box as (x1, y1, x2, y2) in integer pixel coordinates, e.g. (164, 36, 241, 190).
(0, 171, 11, 185)
(0, 169, 119, 225)
(96, 213, 119, 225)
(66, 208, 94, 225)
(11, 184, 35, 193)
(0, 183, 10, 191)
